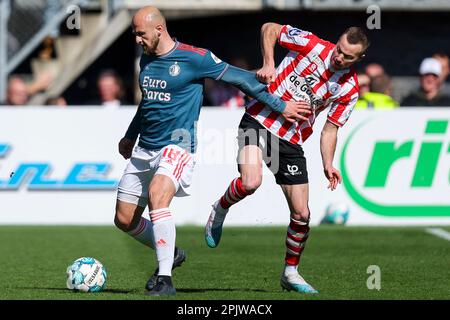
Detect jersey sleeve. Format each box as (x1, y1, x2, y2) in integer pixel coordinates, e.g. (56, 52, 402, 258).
(124, 102, 142, 140)
(278, 25, 316, 54)
(327, 85, 359, 127)
(197, 50, 229, 80)
(220, 65, 286, 113)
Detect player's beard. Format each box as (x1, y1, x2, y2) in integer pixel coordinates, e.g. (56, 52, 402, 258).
(143, 35, 160, 55)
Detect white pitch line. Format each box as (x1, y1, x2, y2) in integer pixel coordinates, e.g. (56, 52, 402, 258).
(425, 228, 450, 242)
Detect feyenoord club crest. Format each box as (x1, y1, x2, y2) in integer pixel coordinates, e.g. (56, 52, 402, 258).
(169, 62, 181, 76)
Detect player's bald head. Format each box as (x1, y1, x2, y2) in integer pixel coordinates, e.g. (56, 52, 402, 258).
(133, 6, 166, 29)
(132, 6, 172, 55)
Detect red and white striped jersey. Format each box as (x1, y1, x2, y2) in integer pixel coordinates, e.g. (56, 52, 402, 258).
(246, 25, 359, 145)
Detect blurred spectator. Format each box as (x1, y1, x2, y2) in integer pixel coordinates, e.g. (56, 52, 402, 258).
(205, 57, 250, 108)
(1, 72, 54, 106)
(45, 96, 67, 107)
(86, 70, 130, 106)
(355, 72, 370, 108)
(401, 58, 450, 107)
(27, 71, 54, 96)
(432, 52, 449, 86)
(356, 72, 371, 96)
(38, 36, 56, 60)
(2, 75, 29, 105)
(365, 63, 385, 79)
(401, 57, 450, 107)
(356, 74, 399, 109)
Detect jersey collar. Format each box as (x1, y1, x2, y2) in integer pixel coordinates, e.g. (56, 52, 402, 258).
(158, 40, 179, 58)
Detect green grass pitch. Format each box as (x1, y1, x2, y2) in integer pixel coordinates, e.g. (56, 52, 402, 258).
(0, 225, 449, 300)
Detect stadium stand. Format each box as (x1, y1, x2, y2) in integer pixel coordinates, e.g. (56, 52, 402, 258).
(1, 0, 450, 105)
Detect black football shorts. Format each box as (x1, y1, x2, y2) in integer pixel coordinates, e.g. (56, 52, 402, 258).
(237, 113, 309, 185)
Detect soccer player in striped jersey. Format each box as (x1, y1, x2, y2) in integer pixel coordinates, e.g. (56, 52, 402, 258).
(113, 8, 311, 296)
(205, 23, 370, 293)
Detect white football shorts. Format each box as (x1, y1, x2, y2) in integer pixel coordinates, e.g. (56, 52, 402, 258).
(117, 144, 195, 207)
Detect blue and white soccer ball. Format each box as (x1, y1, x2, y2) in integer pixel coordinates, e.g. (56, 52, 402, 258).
(321, 202, 350, 225)
(66, 257, 107, 292)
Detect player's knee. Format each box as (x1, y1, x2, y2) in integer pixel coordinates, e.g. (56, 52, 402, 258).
(290, 206, 310, 223)
(148, 186, 171, 208)
(242, 177, 262, 194)
(114, 210, 133, 232)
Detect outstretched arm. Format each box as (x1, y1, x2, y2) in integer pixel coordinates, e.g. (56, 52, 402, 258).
(197, 47, 310, 122)
(220, 65, 311, 122)
(256, 22, 283, 83)
(320, 121, 342, 191)
(221, 65, 284, 112)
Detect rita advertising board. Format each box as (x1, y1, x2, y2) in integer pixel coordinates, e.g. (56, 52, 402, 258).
(0, 107, 448, 225)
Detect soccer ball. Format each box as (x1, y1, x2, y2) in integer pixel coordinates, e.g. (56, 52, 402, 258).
(66, 257, 107, 292)
(321, 202, 350, 225)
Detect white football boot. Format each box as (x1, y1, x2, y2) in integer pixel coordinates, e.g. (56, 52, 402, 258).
(205, 200, 228, 248)
(280, 272, 319, 294)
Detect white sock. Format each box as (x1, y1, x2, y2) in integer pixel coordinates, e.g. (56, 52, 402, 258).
(284, 265, 298, 276)
(127, 217, 155, 249)
(150, 208, 176, 276)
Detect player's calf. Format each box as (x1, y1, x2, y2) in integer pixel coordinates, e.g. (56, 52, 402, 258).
(218, 177, 254, 210)
(114, 202, 156, 249)
(284, 217, 310, 271)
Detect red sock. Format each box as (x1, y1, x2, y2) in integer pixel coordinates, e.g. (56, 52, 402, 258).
(285, 218, 310, 266)
(219, 177, 249, 209)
